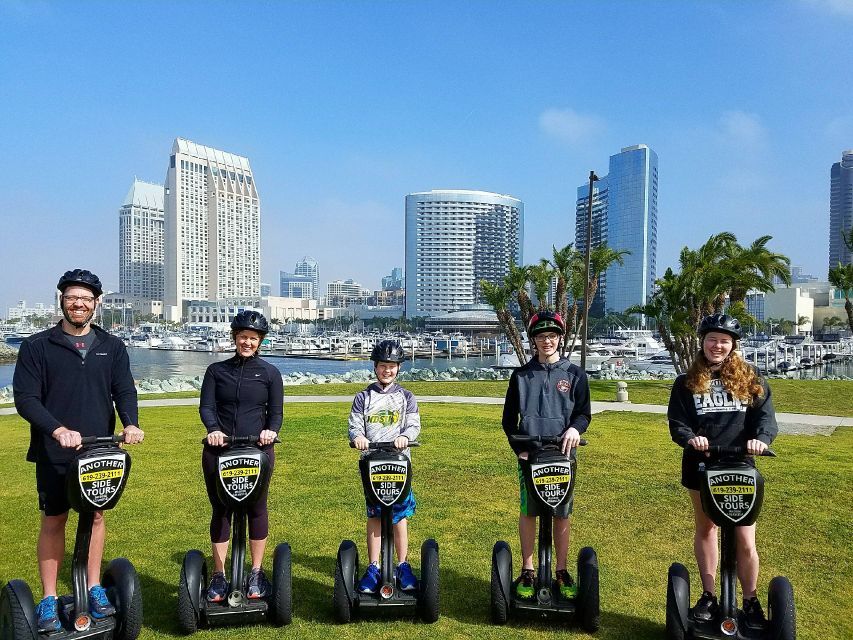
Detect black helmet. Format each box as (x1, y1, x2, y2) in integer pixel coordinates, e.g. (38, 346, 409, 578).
(57, 269, 103, 297)
(370, 339, 405, 364)
(528, 310, 566, 337)
(698, 314, 742, 340)
(230, 310, 269, 335)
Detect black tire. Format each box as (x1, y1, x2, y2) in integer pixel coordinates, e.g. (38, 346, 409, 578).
(271, 542, 292, 626)
(333, 541, 358, 624)
(177, 550, 206, 635)
(768, 576, 796, 640)
(490, 541, 511, 625)
(0, 581, 38, 640)
(102, 558, 143, 640)
(576, 546, 600, 632)
(417, 539, 440, 623)
(666, 563, 690, 640)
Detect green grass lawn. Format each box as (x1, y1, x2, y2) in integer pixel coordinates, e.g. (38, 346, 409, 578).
(0, 404, 850, 639)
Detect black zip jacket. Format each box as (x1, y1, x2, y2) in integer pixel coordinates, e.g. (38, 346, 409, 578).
(14, 323, 138, 466)
(502, 357, 591, 455)
(199, 354, 283, 437)
(668, 373, 778, 449)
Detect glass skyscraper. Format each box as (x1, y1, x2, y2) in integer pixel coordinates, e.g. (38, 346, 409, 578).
(294, 256, 320, 300)
(119, 178, 164, 300)
(405, 190, 523, 317)
(575, 144, 658, 316)
(829, 150, 853, 271)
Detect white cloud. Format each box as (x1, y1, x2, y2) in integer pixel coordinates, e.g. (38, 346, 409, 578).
(538, 108, 606, 144)
(802, 0, 853, 17)
(717, 110, 767, 148)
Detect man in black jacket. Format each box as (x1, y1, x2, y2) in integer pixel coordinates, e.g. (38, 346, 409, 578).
(13, 269, 144, 632)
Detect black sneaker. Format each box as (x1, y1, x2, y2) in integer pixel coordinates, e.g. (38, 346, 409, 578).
(743, 597, 767, 628)
(206, 571, 229, 603)
(515, 569, 535, 599)
(693, 591, 718, 622)
(246, 568, 271, 599)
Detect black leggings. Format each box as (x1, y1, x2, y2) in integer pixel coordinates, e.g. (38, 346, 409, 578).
(202, 445, 275, 543)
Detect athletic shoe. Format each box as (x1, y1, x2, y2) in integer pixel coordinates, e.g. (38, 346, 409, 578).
(35, 595, 61, 633)
(556, 569, 578, 598)
(358, 563, 381, 594)
(246, 568, 271, 599)
(88, 585, 116, 619)
(515, 569, 535, 599)
(693, 591, 718, 621)
(743, 597, 767, 628)
(206, 571, 229, 603)
(396, 562, 418, 591)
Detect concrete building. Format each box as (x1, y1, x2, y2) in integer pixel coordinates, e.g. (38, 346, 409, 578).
(279, 272, 316, 299)
(829, 150, 853, 271)
(326, 279, 369, 307)
(186, 296, 317, 324)
(576, 144, 658, 317)
(7, 301, 55, 320)
(119, 179, 165, 300)
(405, 190, 523, 317)
(101, 293, 163, 323)
(163, 138, 260, 320)
(294, 256, 320, 300)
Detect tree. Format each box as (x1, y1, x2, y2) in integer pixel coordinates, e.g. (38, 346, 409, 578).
(721, 235, 791, 306)
(505, 263, 535, 330)
(529, 260, 555, 311)
(480, 280, 526, 365)
(828, 262, 853, 334)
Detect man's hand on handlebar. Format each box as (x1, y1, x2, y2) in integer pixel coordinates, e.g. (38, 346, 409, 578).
(121, 425, 145, 445)
(258, 430, 277, 446)
(561, 427, 581, 455)
(53, 426, 82, 450)
(746, 439, 768, 456)
(207, 430, 227, 447)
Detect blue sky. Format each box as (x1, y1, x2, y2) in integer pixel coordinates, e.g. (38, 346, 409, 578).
(1, 0, 852, 315)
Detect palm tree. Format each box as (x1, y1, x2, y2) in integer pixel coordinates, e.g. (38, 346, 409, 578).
(505, 263, 535, 330)
(828, 262, 853, 334)
(480, 280, 526, 365)
(529, 260, 555, 311)
(722, 235, 791, 306)
(549, 243, 578, 326)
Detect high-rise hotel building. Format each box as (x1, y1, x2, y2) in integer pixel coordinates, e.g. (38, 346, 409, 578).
(294, 256, 320, 300)
(163, 138, 260, 320)
(119, 179, 165, 300)
(829, 150, 853, 271)
(575, 144, 658, 316)
(405, 190, 523, 317)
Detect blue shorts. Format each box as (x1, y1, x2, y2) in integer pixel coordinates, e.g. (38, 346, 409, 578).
(366, 489, 416, 524)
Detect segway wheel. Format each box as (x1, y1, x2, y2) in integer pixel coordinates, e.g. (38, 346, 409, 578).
(177, 550, 207, 635)
(767, 576, 796, 640)
(333, 540, 358, 624)
(666, 563, 690, 640)
(576, 546, 600, 632)
(271, 542, 293, 626)
(102, 558, 143, 640)
(0, 580, 38, 640)
(417, 539, 440, 623)
(490, 541, 512, 625)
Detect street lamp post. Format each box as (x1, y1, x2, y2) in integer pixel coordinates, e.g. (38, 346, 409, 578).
(581, 170, 599, 372)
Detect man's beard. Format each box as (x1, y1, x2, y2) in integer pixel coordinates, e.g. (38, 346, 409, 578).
(62, 307, 94, 329)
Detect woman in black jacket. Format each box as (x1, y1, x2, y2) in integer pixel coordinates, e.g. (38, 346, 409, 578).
(667, 314, 778, 629)
(199, 311, 283, 603)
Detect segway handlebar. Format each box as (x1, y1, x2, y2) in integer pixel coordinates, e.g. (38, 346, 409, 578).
(200, 435, 281, 445)
(701, 445, 776, 457)
(80, 435, 126, 445)
(349, 440, 421, 449)
(509, 435, 588, 446)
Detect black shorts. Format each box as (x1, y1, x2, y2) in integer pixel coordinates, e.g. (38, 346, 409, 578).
(680, 450, 756, 491)
(36, 462, 71, 516)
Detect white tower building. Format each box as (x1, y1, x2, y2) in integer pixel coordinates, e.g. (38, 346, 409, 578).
(119, 179, 165, 300)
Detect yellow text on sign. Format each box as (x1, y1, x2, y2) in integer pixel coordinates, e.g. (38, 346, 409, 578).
(80, 470, 124, 482)
(711, 485, 755, 495)
(221, 468, 260, 478)
(372, 474, 406, 482)
(534, 475, 570, 485)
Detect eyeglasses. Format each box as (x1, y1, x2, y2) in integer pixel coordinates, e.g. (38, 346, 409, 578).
(533, 333, 560, 342)
(62, 295, 96, 305)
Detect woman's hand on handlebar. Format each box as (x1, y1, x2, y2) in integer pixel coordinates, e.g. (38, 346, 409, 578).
(207, 431, 227, 447)
(258, 430, 277, 446)
(687, 436, 710, 457)
(352, 435, 370, 451)
(561, 427, 581, 455)
(746, 439, 768, 456)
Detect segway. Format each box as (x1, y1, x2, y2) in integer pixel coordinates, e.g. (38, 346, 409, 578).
(177, 435, 291, 633)
(0, 435, 143, 640)
(333, 441, 439, 623)
(666, 446, 796, 640)
(491, 435, 599, 632)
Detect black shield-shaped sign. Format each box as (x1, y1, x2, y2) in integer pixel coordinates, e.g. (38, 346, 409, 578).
(530, 461, 573, 509)
(706, 468, 758, 524)
(368, 460, 408, 507)
(218, 452, 262, 502)
(78, 453, 127, 508)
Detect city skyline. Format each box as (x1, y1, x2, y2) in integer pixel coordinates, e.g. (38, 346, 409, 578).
(1, 2, 852, 314)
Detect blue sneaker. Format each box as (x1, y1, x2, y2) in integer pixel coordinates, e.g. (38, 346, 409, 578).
(396, 562, 418, 591)
(88, 585, 116, 619)
(357, 563, 381, 594)
(206, 572, 229, 603)
(36, 596, 61, 633)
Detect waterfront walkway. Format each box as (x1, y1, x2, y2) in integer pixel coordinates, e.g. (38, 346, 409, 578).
(2, 396, 848, 435)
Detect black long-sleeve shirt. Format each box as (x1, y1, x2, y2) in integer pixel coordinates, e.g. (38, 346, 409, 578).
(199, 354, 283, 437)
(14, 323, 138, 465)
(502, 357, 591, 455)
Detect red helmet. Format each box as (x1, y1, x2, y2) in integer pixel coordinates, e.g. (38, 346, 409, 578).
(527, 311, 565, 337)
